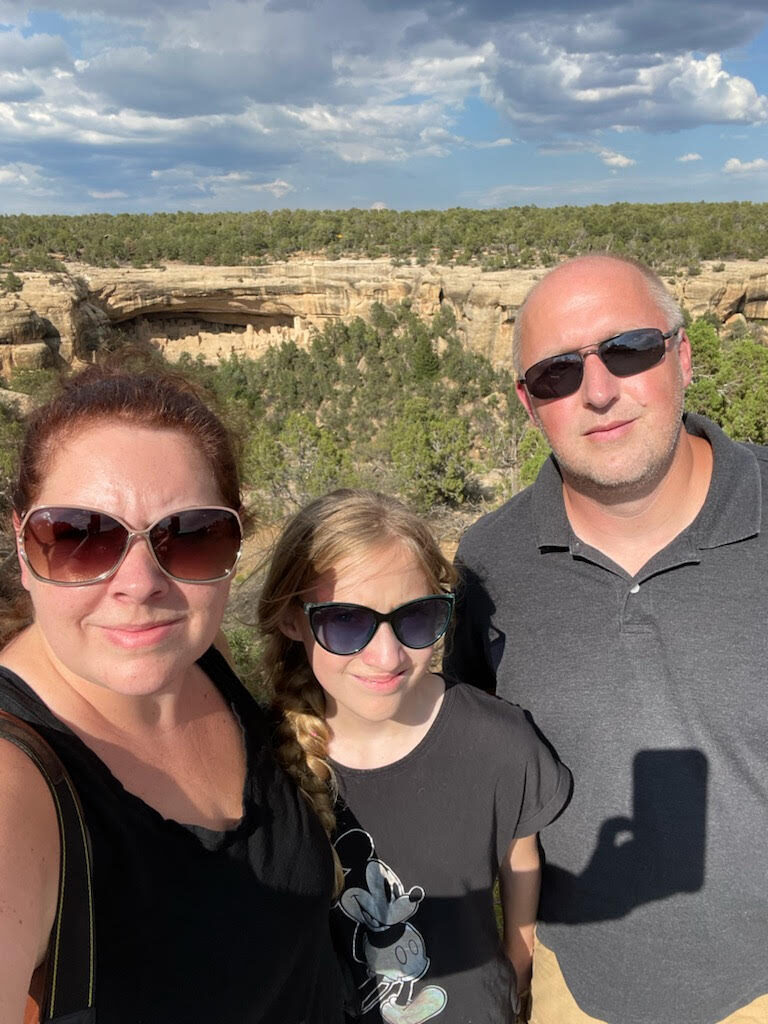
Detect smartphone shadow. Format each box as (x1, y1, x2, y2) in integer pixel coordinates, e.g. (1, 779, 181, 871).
(539, 747, 708, 924)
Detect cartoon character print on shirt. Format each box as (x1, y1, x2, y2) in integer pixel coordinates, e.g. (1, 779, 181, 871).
(334, 828, 448, 1024)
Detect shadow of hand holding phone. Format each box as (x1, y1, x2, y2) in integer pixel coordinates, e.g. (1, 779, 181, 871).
(540, 748, 708, 924)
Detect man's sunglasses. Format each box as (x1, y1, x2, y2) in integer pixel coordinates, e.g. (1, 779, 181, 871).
(18, 505, 243, 586)
(519, 326, 682, 401)
(303, 593, 455, 656)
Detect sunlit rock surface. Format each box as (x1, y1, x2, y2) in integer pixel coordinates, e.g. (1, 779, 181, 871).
(2, 259, 767, 371)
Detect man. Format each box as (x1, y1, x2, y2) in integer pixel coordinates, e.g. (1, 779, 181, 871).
(446, 254, 768, 1024)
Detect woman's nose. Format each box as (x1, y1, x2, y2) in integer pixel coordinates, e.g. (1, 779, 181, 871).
(107, 535, 170, 599)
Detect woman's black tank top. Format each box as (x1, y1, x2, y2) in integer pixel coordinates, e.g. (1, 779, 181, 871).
(0, 647, 344, 1024)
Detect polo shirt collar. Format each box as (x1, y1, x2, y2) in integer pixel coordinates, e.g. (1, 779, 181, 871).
(531, 454, 570, 549)
(683, 412, 761, 548)
(531, 412, 762, 552)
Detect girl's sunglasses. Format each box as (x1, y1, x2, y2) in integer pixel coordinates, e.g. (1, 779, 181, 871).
(519, 326, 681, 400)
(303, 593, 455, 656)
(18, 505, 243, 586)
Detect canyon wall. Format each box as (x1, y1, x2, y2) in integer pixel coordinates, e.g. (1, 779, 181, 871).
(2, 258, 768, 375)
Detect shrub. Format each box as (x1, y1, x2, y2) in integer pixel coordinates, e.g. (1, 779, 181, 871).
(1, 272, 23, 293)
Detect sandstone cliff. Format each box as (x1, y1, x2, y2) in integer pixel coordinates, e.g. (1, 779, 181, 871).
(1, 259, 767, 373)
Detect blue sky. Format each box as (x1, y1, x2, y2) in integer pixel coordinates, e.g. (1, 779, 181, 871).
(1, 0, 768, 213)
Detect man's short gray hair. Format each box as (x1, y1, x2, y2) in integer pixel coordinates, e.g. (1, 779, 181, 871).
(512, 253, 684, 378)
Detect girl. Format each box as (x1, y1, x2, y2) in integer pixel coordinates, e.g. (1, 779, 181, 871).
(258, 489, 571, 1024)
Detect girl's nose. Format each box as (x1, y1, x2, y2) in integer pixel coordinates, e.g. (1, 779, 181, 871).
(361, 621, 406, 669)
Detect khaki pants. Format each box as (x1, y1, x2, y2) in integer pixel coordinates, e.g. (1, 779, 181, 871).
(530, 936, 768, 1024)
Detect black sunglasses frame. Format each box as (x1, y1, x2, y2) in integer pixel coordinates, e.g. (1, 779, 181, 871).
(303, 593, 455, 655)
(518, 325, 682, 401)
(18, 504, 243, 586)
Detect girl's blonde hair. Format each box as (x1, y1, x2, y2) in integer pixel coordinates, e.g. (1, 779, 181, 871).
(257, 489, 457, 892)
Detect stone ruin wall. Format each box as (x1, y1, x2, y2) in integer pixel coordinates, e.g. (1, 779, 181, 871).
(2, 258, 768, 379)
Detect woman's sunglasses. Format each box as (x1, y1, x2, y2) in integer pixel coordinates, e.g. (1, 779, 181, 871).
(303, 593, 455, 656)
(18, 505, 243, 586)
(519, 326, 682, 401)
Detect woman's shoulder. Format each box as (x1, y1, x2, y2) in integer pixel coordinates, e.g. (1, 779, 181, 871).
(0, 704, 61, 1006)
(0, 663, 55, 727)
(0, 722, 60, 840)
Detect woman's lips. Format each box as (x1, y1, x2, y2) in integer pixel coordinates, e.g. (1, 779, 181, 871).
(99, 620, 182, 648)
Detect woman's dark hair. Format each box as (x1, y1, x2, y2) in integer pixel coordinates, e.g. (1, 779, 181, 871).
(14, 365, 241, 514)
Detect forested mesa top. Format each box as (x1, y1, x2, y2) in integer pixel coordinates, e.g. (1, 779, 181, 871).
(2, 202, 768, 271)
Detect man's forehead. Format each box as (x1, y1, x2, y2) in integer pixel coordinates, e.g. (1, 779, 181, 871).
(532, 257, 650, 308)
(521, 259, 663, 352)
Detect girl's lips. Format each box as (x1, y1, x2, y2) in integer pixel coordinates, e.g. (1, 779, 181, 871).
(353, 673, 406, 694)
(99, 620, 182, 648)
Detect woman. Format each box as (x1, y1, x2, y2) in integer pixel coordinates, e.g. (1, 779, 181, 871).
(0, 367, 344, 1024)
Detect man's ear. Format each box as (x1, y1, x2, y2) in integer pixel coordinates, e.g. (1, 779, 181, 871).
(677, 330, 693, 389)
(279, 607, 304, 642)
(12, 510, 31, 592)
(515, 380, 538, 426)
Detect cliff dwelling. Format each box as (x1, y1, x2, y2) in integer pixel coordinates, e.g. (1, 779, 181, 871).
(114, 309, 300, 362)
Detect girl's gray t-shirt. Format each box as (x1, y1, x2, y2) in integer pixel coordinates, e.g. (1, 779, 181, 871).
(330, 680, 571, 1024)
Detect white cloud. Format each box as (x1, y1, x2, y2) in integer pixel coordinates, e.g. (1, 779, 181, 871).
(642, 53, 768, 126)
(0, 161, 59, 209)
(677, 152, 702, 162)
(370, 200, 388, 210)
(276, 99, 457, 163)
(473, 136, 515, 149)
(484, 48, 768, 135)
(0, 0, 767, 209)
(336, 45, 492, 105)
(540, 140, 635, 168)
(149, 167, 295, 195)
(0, 163, 34, 185)
(723, 156, 768, 174)
(0, 29, 71, 72)
(245, 178, 295, 198)
(599, 148, 635, 167)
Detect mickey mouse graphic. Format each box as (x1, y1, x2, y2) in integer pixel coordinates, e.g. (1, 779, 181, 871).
(334, 828, 448, 1024)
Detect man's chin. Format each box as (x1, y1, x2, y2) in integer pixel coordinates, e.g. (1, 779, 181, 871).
(558, 450, 678, 503)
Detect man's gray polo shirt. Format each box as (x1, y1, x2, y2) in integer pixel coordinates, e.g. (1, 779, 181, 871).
(446, 414, 768, 1024)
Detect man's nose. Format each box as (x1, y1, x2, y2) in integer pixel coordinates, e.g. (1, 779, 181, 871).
(580, 350, 620, 409)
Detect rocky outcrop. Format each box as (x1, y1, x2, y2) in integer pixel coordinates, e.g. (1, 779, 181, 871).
(675, 262, 768, 322)
(1, 259, 768, 372)
(0, 387, 38, 413)
(0, 295, 57, 374)
(0, 272, 111, 374)
(75, 261, 537, 367)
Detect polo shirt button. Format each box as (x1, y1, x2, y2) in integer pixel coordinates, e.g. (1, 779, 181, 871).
(629, 583, 640, 594)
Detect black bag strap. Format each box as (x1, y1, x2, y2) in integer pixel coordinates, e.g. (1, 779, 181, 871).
(0, 710, 95, 1020)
